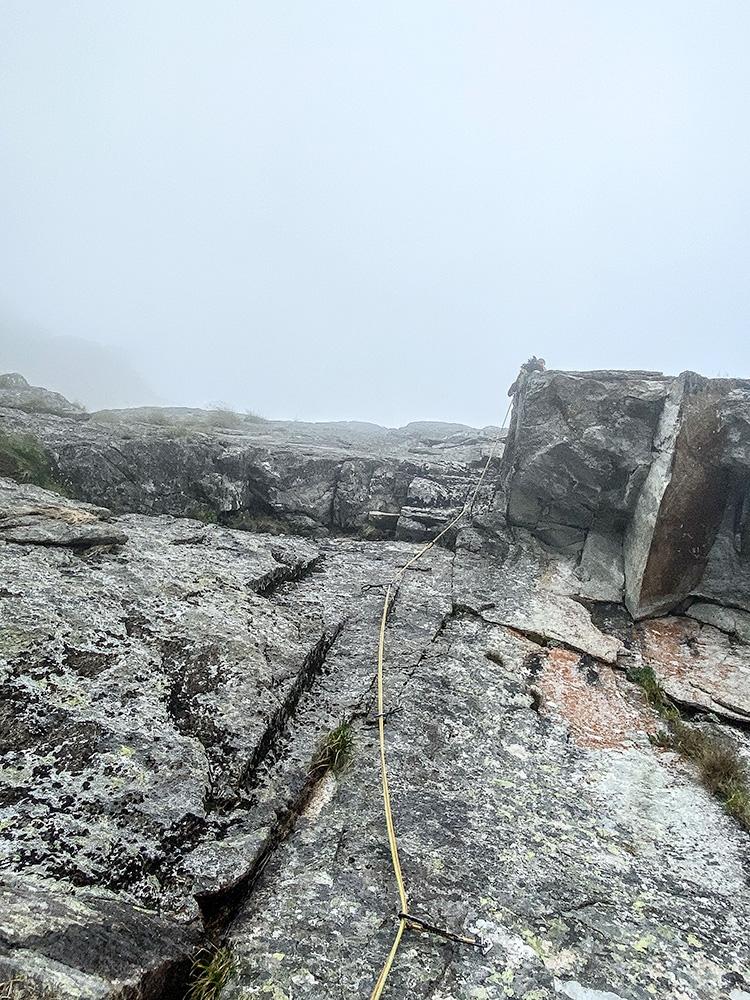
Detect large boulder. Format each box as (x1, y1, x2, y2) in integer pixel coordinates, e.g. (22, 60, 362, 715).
(623, 373, 731, 618)
(502, 369, 671, 555)
(504, 369, 750, 620)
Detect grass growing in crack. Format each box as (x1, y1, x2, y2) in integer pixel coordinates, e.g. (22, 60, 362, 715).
(0, 430, 64, 492)
(185, 946, 235, 1000)
(626, 664, 680, 719)
(0, 976, 63, 1000)
(312, 718, 354, 775)
(222, 510, 291, 535)
(187, 503, 219, 524)
(628, 665, 750, 832)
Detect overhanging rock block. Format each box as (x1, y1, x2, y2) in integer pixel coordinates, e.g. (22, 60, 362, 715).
(624, 372, 730, 619)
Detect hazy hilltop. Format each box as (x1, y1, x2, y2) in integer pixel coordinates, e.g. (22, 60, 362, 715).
(0, 316, 160, 410)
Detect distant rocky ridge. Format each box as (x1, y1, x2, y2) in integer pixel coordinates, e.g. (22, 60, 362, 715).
(1, 370, 749, 1000)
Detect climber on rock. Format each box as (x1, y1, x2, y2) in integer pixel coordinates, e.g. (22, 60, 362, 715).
(507, 356, 547, 396)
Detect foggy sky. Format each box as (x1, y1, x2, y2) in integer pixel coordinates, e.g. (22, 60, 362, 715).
(1, 2, 749, 425)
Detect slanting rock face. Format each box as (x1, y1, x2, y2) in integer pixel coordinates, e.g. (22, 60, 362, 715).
(0, 479, 127, 547)
(2, 370, 750, 1000)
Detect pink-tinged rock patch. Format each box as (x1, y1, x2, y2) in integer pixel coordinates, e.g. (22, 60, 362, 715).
(535, 647, 654, 750)
(640, 617, 750, 722)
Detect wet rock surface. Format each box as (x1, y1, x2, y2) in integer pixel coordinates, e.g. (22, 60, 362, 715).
(2, 371, 750, 1000)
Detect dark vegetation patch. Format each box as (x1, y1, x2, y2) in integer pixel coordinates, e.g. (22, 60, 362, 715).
(0, 975, 64, 1000)
(186, 504, 219, 525)
(221, 510, 292, 535)
(628, 664, 750, 832)
(0, 430, 64, 492)
(184, 503, 293, 535)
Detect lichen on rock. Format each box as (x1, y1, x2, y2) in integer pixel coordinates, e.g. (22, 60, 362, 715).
(2, 370, 750, 1000)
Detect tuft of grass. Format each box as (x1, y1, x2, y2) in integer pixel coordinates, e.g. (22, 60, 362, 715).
(312, 718, 354, 776)
(0, 430, 63, 492)
(205, 404, 243, 429)
(185, 946, 235, 1000)
(0, 976, 62, 1000)
(222, 510, 291, 535)
(630, 665, 750, 832)
(243, 408, 266, 423)
(186, 503, 219, 524)
(626, 664, 680, 719)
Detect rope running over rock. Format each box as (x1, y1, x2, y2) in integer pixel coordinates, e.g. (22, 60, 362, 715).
(368, 432, 502, 1000)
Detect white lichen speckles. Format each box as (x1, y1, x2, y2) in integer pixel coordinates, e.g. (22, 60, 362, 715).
(555, 982, 629, 1000)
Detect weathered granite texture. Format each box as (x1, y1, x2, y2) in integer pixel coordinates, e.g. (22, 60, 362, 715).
(501, 370, 672, 555)
(2, 472, 749, 1000)
(3, 369, 750, 1000)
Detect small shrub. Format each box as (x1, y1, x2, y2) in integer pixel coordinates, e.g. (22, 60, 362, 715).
(311, 718, 354, 775)
(205, 404, 242, 429)
(0, 430, 62, 491)
(185, 946, 235, 1000)
(243, 408, 266, 423)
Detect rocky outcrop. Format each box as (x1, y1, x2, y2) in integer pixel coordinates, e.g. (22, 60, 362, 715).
(501, 369, 671, 555)
(2, 370, 750, 1000)
(0, 373, 85, 418)
(0, 479, 126, 548)
(502, 367, 750, 622)
(0, 391, 501, 540)
(623, 372, 730, 618)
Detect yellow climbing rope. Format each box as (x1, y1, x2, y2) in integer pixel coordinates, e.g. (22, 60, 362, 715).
(369, 436, 500, 1000)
